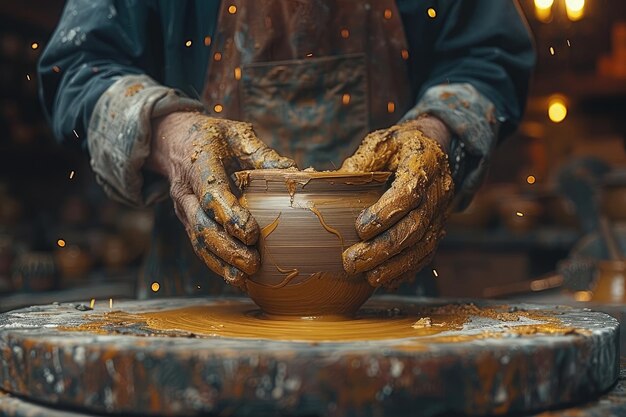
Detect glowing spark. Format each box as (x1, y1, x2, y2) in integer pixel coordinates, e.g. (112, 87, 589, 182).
(342, 93, 351, 105)
(306, 52, 313, 57)
(432, 269, 439, 277)
(204, 36, 212, 47)
(69, 170, 75, 179)
(31, 42, 39, 50)
(73, 129, 79, 138)
(567, 39, 571, 47)
(151, 282, 160, 292)
(401, 49, 409, 60)
(197, 285, 201, 289)
(185, 40, 192, 47)
(26, 74, 31, 81)
(90, 298, 95, 309)
(234, 67, 242, 80)
(549, 46, 555, 55)
(214, 52, 222, 61)
(109, 298, 113, 309)
(427, 8, 437, 18)
(516, 212, 524, 217)
(57, 239, 66, 248)
(383, 9, 392, 19)
(574, 290, 592, 302)
(228, 5, 237, 14)
(526, 175, 536, 184)
(387, 101, 395, 113)
(340, 28, 350, 39)
(214, 104, 223, 113)
(53, 66, 61, 73)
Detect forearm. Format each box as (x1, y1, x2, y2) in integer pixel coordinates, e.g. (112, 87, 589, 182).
(88, 75, 205, 207)
(403, 83, 499, 209)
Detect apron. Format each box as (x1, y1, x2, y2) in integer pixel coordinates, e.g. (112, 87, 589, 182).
(139, 0, 413, 298)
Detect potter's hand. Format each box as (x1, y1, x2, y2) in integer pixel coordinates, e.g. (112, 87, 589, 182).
(148, 112, 296, 288)
(340, 116, 454, 288)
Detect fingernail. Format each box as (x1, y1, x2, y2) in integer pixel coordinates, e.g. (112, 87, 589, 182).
(342, 249, 358, 274)
(224, 265, 247, 286)
(266, 157, 296, 169)
(228, 208, 259, 245)
(356, 209, 378, 237)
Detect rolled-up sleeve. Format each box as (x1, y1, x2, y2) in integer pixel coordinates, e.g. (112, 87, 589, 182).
(404, 0, 535, 207)
(38, 0, 204, 206)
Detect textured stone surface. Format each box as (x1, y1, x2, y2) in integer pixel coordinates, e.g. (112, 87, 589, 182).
(0, 296, 620, 417)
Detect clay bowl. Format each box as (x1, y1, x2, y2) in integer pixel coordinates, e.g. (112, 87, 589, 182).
(601, 170, 626, 222)
(235, 169, 391, 318)
(591, 260, 626, 303)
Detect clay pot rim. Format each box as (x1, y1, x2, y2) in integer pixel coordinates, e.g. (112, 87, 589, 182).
(236, 169, 392, 185)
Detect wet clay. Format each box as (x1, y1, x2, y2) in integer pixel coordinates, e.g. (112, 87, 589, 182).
(236, 169, 390, 317)
(256, 213, 300, 289)
(63, 299, 587, 344)
(309, 205, 345, 249)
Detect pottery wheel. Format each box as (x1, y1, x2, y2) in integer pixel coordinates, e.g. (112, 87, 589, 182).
(0, 296, 619, 417)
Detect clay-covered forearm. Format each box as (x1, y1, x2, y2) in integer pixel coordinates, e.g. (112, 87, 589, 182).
(87, 74, 205, 207)
(403, 83, 499, 209)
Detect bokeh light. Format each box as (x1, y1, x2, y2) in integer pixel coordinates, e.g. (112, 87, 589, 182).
(565, 0, 585, 21)
(548, 97, 568, 123)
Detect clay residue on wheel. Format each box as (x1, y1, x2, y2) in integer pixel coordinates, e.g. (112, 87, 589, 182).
(60, 300, 589, 345)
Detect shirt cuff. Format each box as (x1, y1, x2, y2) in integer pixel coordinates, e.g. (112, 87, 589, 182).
(87, 74, 205, 207)
(403, 83, 500, 209)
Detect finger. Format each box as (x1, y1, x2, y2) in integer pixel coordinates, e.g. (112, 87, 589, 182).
(190, 140, 260, 245)
(366, 228, 444, 288)
(175, 193, 260, 275)
(224, 121, 296, 169)
(339, 127, 400, 172)
(194, 242, 248, 289)
(356, 150, 443, 240)
(345, 170, 453, 274)
(356, 136, 452, 240)
(343, 207, 437, 274)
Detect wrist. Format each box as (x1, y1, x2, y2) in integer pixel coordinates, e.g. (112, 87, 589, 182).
(147, 111, 203, 177)
(412, 114, 453, 154)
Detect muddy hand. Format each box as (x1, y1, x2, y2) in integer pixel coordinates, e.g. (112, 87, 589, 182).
(340, 116, 454, 289)
(148, 112, 296, 289)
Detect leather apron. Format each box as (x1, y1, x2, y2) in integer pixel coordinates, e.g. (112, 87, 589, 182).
(139, 0, 413, 298)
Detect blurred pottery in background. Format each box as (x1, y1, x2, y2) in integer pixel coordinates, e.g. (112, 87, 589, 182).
(237, 169, 390, 318)
(54, 245, 93, 285)
(601, 170, 626, 223)
(0, 235, 13, 293)
(117, 210, 154, 259)
(11, 252, 56, 292)
(591, 260, 626, 303)
(447, 193, 494, 229)
(101, 235, 132, 272)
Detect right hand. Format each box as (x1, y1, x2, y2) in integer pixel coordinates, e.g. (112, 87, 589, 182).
(148, 112, 296, 289)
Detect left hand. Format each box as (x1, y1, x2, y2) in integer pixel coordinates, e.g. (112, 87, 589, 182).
(340, 116, 454, 288)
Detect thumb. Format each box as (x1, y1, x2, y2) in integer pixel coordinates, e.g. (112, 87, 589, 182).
(339, 128, 398, 172)
(224, 120, 297, 169)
